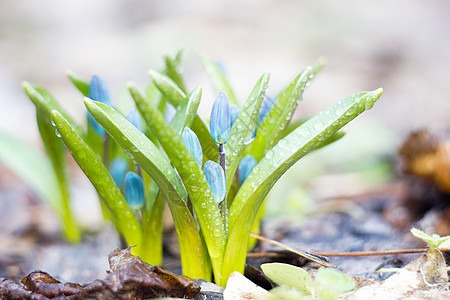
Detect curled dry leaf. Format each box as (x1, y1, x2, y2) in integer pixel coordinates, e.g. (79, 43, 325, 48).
(399, 129, 450, 193)
(0, 247, 200, 299)
(385, 129, 450, 232)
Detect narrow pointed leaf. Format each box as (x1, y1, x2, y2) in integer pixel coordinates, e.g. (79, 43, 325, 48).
(141, 187, 165, 265)
(67, 70, 89, 96)
(224, 73, 270, 191)
(221, 88, 383, 286)
(51, 110, 142, 247)
(164, 54, 187, 93)
(249, 67, 312, 160)
(310, 57, 327, 76)
(202, 56, 239, 106)
(170, 86, 202, 135)
(148, 74, 218, 161)
(23, 83, 81, 242)
(23, 82, 77, 127)
(128, 85, 225, 282)
(0, 131, 63, 216)
(84, 98, 210, 280)
(149, 70, 186, 107)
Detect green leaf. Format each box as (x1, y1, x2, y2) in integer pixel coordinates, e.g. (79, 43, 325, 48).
(221, 88, 383, 286)
(67, 70, 89, 96)
(261, 263, 314, 295)
(225, 73, 270, 191)
(280, 117, 346, 150)
(51, 110, 142, 247)
(23, 82, 77, 127)
(148, 72, 218, 161)
(309, 57, 327, 77)
(170, 86, 202, 135)
(140, 186, 165, 266)
(202, 56, 239, 106)
(128, 85, 225, 282)
(84, 98, 211, 280)
(315, 267, 356, 300)
(0, 131, 63, 215)
(164, 54, 187, 93)
(248, 67, 312, 161)
(410, 228, 450, 250)
(149, 70, 186, 107)
(23, 83, 81, 242)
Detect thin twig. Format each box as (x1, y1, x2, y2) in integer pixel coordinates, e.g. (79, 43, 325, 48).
(247, 233, 450, 259)
(249, 233, 332, 268)
(312, 248, 450, 256)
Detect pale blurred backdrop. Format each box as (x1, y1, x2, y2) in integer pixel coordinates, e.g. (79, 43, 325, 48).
(1, 0, 449, 221)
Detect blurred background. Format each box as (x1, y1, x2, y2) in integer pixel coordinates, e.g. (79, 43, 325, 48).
(0, 0, 449, 221)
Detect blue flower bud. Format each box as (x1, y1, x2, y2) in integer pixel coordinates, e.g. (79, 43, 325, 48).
(126, 108, 143, 132)
(203, 160, 226, 204)
(230, 104, 240, 129)
(238, 155, 257, 185)
(258, 96, 276, 125)
(210, 92, 231, 144)
(109, 158, 129, 188)
(181, 127, 203, 167)
(88, 75, 112, 135)
(124, 171, 145, 210)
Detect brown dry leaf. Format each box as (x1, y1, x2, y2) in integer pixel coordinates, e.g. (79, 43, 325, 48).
(399, 129, 450, 193)
(342, 249, 449, 299)
(0, 247, 200, 299)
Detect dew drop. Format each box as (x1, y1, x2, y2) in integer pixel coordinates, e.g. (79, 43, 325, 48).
(278, 139, 288, 148)
(253, 166, 260, 174)
(244, 136, 255, 145)
(123, 150, 134, 159)
(213, 228, 221, 237)
(55, 129, 61, 138)
(265, 150, 274, 160)
(51, 120, 56, 127)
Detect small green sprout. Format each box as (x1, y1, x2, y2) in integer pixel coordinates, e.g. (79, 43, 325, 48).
(410, 228, 450, 250)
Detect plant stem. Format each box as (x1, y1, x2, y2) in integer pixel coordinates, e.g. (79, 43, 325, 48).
(218, 143, 226, 172)
(136, 163, 143, 178)
(218, 143, 228, 234)
(249, 233, 332, 267)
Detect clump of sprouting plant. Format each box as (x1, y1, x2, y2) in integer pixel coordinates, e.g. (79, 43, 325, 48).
(1, 52, 382, 286)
